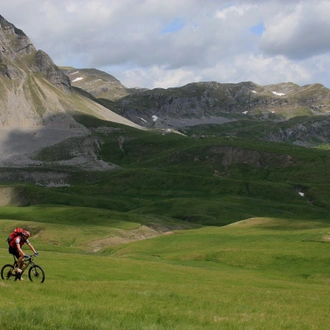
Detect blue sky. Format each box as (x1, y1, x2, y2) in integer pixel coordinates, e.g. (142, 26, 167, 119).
(161, 18, 186, 34)
(250, 22, 265, 35)
(1, 0, 330, 89)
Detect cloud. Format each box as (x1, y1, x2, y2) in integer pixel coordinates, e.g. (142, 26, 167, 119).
(1, 0, 330, 89)
(260, 0, 330, 59)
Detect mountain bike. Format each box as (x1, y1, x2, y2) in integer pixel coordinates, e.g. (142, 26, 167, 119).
(1, 254, 45, 283)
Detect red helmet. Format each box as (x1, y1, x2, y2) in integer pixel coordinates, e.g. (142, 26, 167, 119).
(22, 230, 30, 238)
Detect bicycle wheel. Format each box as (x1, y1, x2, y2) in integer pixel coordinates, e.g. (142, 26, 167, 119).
(1, 264, 16, 281)
(28, 265, 45, 283)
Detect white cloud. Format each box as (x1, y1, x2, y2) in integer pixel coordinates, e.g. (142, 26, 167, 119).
(118, 65, 201, 89)
(260, 0, 330, 59)
(1, 0, 330, 89)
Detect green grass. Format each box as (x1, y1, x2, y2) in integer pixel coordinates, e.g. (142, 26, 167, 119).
(5, 120, 330, 227)
(0, 217, 330, 329)
(1, 116, 330, 328)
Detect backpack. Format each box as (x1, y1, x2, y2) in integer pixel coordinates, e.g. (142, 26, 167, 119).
(7, 228, 24, 245)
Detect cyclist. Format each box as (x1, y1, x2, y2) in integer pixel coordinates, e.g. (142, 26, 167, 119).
(8, 230, 38, 280)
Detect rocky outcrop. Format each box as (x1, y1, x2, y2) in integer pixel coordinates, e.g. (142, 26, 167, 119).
(0, 16, 69, 90)
(0, 15, 35, 60)
(32, 50, 71, 90)
(262, 117, 330, 146)
(207, 145, 295, 168)
(0, 15, 34, 80)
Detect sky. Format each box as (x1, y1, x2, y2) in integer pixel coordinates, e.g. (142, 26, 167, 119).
(1, 0, 330, 89)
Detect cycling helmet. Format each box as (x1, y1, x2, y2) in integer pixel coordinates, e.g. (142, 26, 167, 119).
(22, 230, 30, 238)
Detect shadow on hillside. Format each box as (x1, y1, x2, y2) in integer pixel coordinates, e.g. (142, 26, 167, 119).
(0, 112, 93, 168)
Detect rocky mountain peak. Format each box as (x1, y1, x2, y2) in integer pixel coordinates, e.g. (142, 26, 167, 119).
(0, 15, 69, 89)
(0, 15, 143, 168)
(0, 15, 35, 60)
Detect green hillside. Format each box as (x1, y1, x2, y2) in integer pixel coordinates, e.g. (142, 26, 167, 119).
(1, 119, 330, 329)
(1, 116, 330, 228)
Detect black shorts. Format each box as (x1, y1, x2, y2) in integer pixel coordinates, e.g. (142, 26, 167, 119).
(9, 246, 20, 258)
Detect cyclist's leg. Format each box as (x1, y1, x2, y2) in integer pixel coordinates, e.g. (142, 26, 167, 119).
(17, 255, 25, 269)
(9, 247, 21, 270)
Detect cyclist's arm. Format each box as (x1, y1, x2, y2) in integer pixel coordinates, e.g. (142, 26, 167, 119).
(27, 242, 37, 254)
(16, 243, 25, 257)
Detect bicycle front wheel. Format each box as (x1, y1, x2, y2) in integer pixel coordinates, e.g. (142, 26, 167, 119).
(28, 265, 45, 283)
(1, 264, 16, 281)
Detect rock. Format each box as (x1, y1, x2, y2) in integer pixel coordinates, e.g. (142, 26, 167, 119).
(32, 50, 71, 90)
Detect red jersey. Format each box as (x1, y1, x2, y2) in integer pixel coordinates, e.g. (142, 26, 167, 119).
(9, 236, 30, 249)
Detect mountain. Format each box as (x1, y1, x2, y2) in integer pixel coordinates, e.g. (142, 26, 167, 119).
(0, 15, 142, 168)
(67, 69, 330, 146)
(2, 16, 330, 232)
(105, 81, 330, 127)
(61, 67, 146, 101)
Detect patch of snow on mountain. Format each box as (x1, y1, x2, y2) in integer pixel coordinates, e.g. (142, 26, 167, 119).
(242, 111, 248, 114)
(72, 77, 83, 83)
(272, 91, 285, 96)
(251, 90, 257, 93)
(152, 115, 158, 122)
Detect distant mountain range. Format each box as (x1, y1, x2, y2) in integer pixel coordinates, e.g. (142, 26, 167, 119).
(64, 65, 330, 147)
(1, 13, 330, 170)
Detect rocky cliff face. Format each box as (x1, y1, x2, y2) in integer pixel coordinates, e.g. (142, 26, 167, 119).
(33, 50, 71, 90)
(0, 15, 143, 167)
(260, 117, 330, 146)
(0, 15, 69, 89)
(107, 81, 330, 129)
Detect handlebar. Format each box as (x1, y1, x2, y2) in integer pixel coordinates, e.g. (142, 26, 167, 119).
(24, 254, 38, 261)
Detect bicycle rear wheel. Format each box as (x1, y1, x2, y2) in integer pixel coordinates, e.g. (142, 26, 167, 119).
(1, 264, 16, 281)
(28, 265, 45, 283)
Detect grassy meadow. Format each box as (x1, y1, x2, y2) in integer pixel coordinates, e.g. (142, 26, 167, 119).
(0, 208, 330, 329)
(1, 122, 330, 329)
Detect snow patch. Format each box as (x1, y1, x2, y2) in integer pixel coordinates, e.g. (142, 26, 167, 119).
(298, 192, 305, 197)
(251, 90, 257, 93)
(272, 91, 285, 96)
(152, 115, 158, 122)
(139, 117, 147, 123)
(71, 71, 79, 75)
(242, 111, 248, 115)
(72, 77, 83, 83)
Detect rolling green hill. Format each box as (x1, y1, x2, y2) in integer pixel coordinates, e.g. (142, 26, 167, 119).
(1, 116, 330, 230)
(0, 215, 330, 329)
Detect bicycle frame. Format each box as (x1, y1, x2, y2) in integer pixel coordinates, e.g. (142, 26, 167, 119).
(13, 254, 36, 273)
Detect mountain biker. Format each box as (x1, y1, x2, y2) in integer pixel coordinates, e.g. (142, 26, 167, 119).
(8, 230, 38, 280)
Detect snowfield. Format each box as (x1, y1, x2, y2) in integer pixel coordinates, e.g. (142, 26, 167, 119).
(272, 91, 285, 96)
(72, 77, 83, 83)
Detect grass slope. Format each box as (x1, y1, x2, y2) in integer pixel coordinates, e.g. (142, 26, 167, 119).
(20, 118, 330, 228)
(0, 217, 330, 329)
(1, 119, 330, 328)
